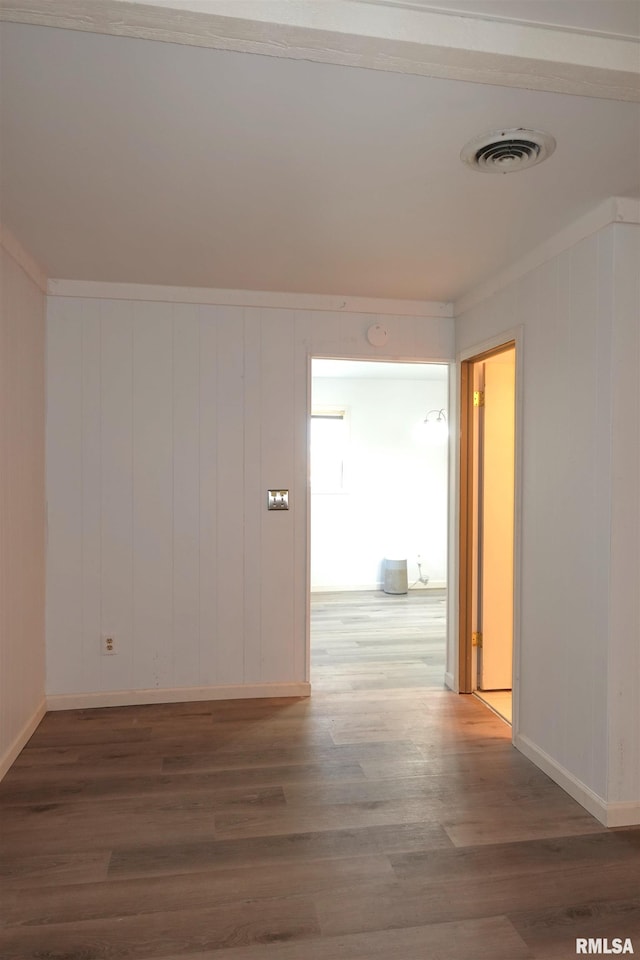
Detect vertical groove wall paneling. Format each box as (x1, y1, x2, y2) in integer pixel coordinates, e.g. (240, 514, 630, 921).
(172, 304, 201, 689)
(565, 236, 604, 792)
(608, 224, 640, 805)
(132, 301, 174, 691)
(259, 309, 297, 683)
(215, 307, 246, 685)
(454, 222, 637, 810)
(100, 299, 135, 693)
(46, 297, 83, 694)
(1, 246, 45, 772)
(81, 301, 101, 694)
(45, 299, 454, 701)
(293, 311, 312, 684)
(197, 306, 219, 686)
(592, 226, 614, 802)
(243, 309, 263, 684)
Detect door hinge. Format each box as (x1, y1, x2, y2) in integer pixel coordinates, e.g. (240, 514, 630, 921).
(473, 390, 485, 407)
(472, 631, 483, 648)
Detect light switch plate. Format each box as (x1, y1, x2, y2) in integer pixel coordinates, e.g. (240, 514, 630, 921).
(268, 489, 289, 510)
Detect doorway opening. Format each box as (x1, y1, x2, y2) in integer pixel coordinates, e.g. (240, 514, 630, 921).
(309, 358, 449, 693)
(459, 343, 516, 725)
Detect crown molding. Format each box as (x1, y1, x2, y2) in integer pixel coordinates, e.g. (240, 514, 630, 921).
(47, 278, 454, 319)
(363, 1, 640, 44)
(2, 0, 639, 101)
(0, 225, 48, 292)
(455, 197, 640, 317)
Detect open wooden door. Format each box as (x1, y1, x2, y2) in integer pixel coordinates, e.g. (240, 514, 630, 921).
(477, 349, 515, 691)
(459, 342, 516, 711)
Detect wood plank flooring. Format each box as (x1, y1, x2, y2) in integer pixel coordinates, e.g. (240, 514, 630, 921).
(474, 690, 513, 725)
(1, 590, 639, 959)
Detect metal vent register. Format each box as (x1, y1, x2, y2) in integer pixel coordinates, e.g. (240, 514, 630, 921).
(461, 128, 556, 174)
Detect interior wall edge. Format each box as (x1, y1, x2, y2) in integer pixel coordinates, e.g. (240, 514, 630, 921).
(0, 698, 46, 783)
(605, 221, 640, 803)
(454, 195, 640, 318)
(445, 358, 459, 691)
(0, 223, 48, 292)
(1, 245, 47, 781)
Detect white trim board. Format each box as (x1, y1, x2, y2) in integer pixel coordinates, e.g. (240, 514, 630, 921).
(455, 197, 640, 317)
(2, 0, 639, 102)
(515, 733, 608, 824)
(311, 581, 446, 593)
(0, 225, 48, 292)
(46, 682, 311, 711)
(0, 699, 47, 782)
(366, 0, 640, 43)
(47, 279, 453, 319)
(457, 326, 523, 364)
(515, 733, 640, 828)
(605, 802, 640, 829)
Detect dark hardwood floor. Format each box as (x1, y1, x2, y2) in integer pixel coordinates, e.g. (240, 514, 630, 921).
(1, 590, 639, 959)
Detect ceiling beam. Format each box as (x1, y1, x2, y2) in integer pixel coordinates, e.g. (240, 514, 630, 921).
(2, 0, 639, 101)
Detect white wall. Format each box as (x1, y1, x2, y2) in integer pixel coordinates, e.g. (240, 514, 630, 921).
(607, 224, 640, 811)
(0, 244, 46, 777)
(311, 373, 448, 591)
(46, 296, 453, 706)
(455, 220, 640, 824)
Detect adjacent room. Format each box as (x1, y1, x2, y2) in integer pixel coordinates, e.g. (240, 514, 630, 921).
(1, 2, 640, 958)
(310, 358, 449, 693)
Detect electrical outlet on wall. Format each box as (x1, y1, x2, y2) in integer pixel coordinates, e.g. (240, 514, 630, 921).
(101, 635, 117, 656)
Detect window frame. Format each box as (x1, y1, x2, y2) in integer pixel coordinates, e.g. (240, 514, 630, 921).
(310, 406, 349, 494)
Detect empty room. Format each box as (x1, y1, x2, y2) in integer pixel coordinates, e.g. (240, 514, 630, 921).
(1, 2, 640, 959)
(310, 357, 449, 696)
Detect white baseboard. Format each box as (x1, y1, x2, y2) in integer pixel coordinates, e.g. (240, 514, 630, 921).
(311, 583, 382, 593)
(444, 671, 456, 691)
(515, 733, 610, 826)
(311, 581, 447, 593)
(517, 734, 640, 826)
(408, 580, 447, 591)
(0, 698, 47, 781)
(46, 682, 311, 711)
(604, 802, 640, 828)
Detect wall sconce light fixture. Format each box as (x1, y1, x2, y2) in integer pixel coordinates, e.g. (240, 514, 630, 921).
(424, 409, 447, 426)
(422, 408, 448, 442)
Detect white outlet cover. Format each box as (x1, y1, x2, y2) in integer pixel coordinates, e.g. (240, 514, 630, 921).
(101, 635, 117, 655)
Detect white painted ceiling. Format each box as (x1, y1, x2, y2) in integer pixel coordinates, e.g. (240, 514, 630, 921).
(1, 16, 639, 301)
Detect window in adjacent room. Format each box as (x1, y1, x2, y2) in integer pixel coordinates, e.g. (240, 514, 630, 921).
(310, 409, 347, 493)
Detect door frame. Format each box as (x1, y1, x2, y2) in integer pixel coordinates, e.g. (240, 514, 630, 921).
(457, 331, 523, 735)
(306, 353, 452, 684)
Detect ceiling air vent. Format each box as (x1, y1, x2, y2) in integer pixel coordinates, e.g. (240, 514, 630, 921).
(461, 128, 556, 174)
